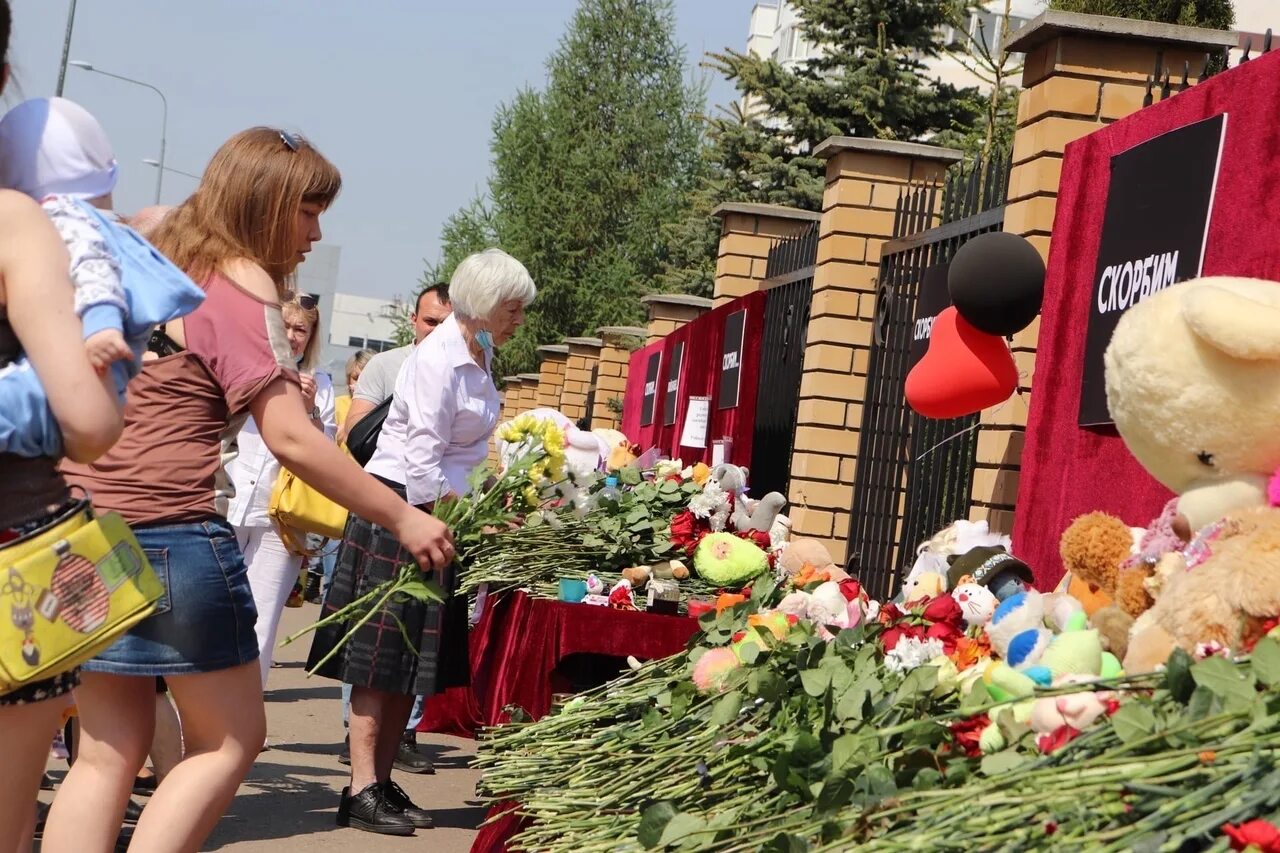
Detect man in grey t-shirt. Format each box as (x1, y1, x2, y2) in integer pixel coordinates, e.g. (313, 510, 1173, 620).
(338, 283, 452, 443)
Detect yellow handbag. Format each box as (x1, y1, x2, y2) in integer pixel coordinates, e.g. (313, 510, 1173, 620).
(268, 467, 349, 555)
(0, 500, 162, 692)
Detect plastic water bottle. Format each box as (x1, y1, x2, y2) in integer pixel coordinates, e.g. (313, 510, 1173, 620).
(598, 476, 621, 505)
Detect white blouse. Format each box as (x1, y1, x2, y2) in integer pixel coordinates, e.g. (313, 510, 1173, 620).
(226, 371, 336, 528)
(365, 313, 498, 505)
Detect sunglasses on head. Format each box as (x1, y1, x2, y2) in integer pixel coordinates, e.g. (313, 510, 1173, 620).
(285, 292, 318, 310)
(278, 130, 303, 152)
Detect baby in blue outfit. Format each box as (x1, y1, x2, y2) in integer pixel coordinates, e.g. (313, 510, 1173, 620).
(0, 97, 204, 457)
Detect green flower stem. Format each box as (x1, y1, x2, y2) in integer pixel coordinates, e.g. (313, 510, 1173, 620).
(302, 577, 403, 676)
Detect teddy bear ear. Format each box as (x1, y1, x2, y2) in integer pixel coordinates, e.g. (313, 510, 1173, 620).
(1182, 279, 1280, 361)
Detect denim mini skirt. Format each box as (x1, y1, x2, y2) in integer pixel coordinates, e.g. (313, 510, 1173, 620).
(83, 517, 260, 676)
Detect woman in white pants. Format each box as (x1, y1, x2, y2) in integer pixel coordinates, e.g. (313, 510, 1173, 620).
(227, 293, 336, 686)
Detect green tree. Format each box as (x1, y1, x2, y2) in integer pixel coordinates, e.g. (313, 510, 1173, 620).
(1049, 0, 1234, 28)
(655, 0, 983, 295)
(433, 0, 706, 375)
(422, 195, 498, 286)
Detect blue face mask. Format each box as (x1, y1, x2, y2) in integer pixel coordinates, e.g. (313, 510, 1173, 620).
(476, 329, 494, 352)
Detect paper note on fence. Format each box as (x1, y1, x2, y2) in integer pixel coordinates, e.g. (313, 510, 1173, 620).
(680, 397, 710, 448)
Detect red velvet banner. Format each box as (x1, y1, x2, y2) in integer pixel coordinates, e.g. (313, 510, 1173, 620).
(621, 291, 766, 467)
(1013, 50, 1280, 588)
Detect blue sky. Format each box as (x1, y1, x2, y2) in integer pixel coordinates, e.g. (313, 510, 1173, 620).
(8, 1, 751, 301)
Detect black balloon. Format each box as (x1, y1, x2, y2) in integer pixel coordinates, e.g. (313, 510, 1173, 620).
(947, 232, 1046, 336)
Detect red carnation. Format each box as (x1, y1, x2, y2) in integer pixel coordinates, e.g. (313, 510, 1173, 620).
(1223, 820, 1280, 852)
(925, 620, 963, 654)
(669, 511, 705, 557)
(880, 623, 923, 652)
(736, 529, 772, 551)
(878, 603, 904, 624)
(948, 713, 989, 758)
(921, 594, 964, 626)
(1036, 725, 1081, 754)
(838, 578, 863, 602)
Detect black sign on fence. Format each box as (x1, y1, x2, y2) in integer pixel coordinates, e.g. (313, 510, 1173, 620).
(640, 350, 662, 426)
(719, 310, 746, 410)
(663, 341, 684, 426)
(908, 263, 952, 370)
(1078, 114, 1226, 426)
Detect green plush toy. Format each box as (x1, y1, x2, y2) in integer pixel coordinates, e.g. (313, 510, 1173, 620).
(694, 533, 769, 587)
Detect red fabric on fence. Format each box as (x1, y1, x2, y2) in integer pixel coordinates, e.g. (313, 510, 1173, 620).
(420, 591, 700, 736)
(1012, 50, 1280, 589)
(621, 291, 766, 468)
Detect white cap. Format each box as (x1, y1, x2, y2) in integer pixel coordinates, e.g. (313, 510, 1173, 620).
(0, 97, 118, 201)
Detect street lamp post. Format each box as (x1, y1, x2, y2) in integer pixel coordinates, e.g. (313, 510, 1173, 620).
(69, 61, 168, 204)
(55, 0, 78, 96)
(142, 159, 201, 181)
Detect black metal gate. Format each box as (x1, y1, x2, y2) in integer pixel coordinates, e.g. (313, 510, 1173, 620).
(750, 221, 818, 500)
(846, 153, 1012, 599)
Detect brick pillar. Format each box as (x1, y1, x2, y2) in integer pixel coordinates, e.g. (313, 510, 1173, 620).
(592, 326, 645, 430)
(641, 294, 713, 344)
(500, 377, 523, 421)
(560, 337, 603, 424)
(710, 203, 821, 307)
(966, 11, 1237, 534)
(535, 345, 569, 409)
(786, 138, 963, 565)
(516, 373, 541, 414)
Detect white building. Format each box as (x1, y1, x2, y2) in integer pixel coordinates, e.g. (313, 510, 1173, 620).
(745, 0, 1048, 102)
(747, 0, 1273, 98)
(292, 244, 401, 381)
(319, 293, 400, 381)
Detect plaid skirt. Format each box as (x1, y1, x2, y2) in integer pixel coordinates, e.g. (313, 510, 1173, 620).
(306, 493, 469, 697)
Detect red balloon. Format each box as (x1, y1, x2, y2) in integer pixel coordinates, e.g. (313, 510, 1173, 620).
(905, 307, 1018, 419)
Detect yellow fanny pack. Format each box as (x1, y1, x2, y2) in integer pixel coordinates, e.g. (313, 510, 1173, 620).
(0, 500, 162, 692)
(268, 467, 348, 555)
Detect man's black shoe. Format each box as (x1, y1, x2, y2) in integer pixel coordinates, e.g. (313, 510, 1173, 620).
(338, 735, 350, 766)
(382, 780, 434, 829)
(336, 784, 415, 836)
(124, 799, 145, 825)
(304, 573, 323, 604)
(393, 731, 434, 774)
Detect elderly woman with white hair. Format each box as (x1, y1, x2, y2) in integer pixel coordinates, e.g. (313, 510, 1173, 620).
(308, 247, 535, 835)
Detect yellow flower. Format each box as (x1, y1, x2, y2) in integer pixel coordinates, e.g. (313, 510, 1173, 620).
(523, 485, 540, 507)
(543, 423, 565, 453)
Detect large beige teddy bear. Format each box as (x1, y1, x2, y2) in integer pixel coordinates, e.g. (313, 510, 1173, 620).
(1104, 276, 1280, 671)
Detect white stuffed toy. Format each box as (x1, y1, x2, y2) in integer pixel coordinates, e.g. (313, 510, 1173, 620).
(1105, 276, 1280, 532)
(952, 582, 998, 627)
(497, 407, 608, 480)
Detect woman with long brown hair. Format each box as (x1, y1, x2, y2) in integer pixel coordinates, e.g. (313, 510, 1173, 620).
(44, 128, 453, 851)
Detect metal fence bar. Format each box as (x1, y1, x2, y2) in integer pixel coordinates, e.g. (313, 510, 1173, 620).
(845, 150, 1010, 599)
(752, 221, 818, 501)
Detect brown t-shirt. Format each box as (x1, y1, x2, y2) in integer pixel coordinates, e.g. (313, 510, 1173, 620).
(64, 272, 299, 526)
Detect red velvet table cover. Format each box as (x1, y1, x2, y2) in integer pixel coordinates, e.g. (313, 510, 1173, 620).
(420, 591, 700, 736)
(471, 802, 527, 853)
(1012, 50, 1280, 589)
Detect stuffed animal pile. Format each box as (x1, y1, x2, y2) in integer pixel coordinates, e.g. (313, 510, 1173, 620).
(1055, 277, 1280, 672)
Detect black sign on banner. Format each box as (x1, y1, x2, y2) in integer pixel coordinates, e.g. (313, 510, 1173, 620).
(908, 263, 952, 370)
(640, 350, 662, 426)
(718, 310, 746, 410)
(1078, 114, 1226, 426)
(663, 342, 684, 426)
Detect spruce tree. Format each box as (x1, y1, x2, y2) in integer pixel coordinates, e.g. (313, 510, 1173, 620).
(430, 0, 705, 375)
(655, 0, 980, 297)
